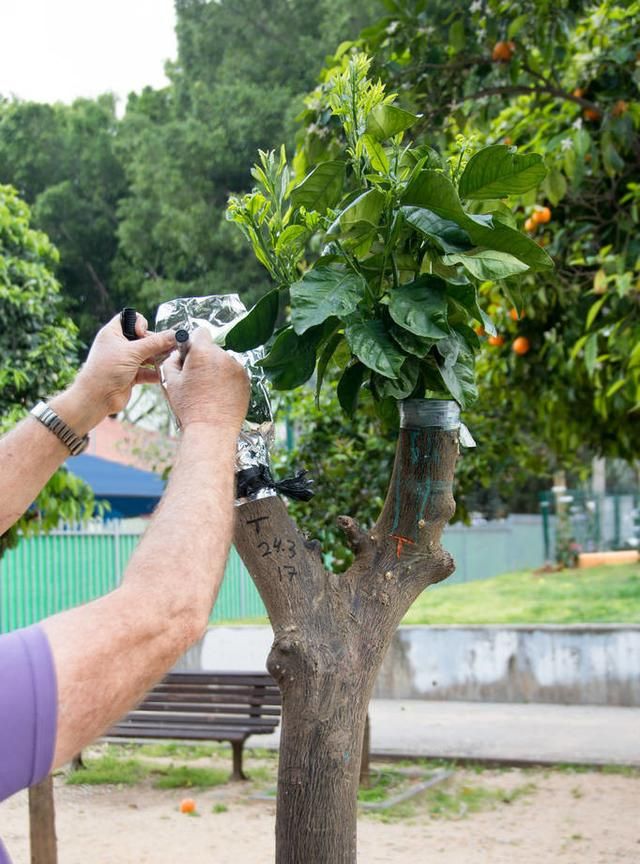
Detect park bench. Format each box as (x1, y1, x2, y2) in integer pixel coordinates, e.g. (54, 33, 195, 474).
(104, 671, 282, 782)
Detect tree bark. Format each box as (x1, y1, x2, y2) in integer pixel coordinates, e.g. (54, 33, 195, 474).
(234, 399, 460, 864)
(29, 775, 57, 864)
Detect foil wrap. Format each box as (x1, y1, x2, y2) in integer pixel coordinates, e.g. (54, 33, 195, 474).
(400, 399, 476, 448)
(155, 294, 276, 502)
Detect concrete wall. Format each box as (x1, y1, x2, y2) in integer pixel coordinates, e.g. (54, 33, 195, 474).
(374, 625, 640, 706)
(178, 625, 640, 707)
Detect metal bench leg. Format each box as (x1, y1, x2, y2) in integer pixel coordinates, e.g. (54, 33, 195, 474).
(230, 740, 248, 782)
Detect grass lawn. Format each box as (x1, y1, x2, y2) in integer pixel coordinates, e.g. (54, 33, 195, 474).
(402, 563, 640, 625)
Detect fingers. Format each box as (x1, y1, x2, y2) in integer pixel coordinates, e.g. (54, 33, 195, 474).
(134, 314, 149, 339)
(133, 329, 177, 362)
(135, 367, 160, 385)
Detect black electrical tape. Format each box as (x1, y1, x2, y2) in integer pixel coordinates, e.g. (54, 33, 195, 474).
(120, 307, 138, 341)
(236, 466, 314, 502)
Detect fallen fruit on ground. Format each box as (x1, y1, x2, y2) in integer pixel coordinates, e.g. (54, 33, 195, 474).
(180, 798, 196, 813)
(512, 336, 531, 355)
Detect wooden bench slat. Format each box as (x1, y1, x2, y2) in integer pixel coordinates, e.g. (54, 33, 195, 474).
(162, 673, 275, 686)
(108, 725, 251, 741)
(147, 689, 280, 703)
(123, 712, 276, 728)
(138, 701, 280, 716)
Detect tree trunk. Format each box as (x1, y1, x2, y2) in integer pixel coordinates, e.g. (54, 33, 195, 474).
(29, 775, 57, 864)
(234, 399, 460, 864)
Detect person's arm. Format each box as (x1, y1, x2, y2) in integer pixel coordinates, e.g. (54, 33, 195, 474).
(40, 328, 249, 768)
(0, 313, 176, 536)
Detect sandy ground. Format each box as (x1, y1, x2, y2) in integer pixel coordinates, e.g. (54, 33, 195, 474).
(1, 764, 639, 863)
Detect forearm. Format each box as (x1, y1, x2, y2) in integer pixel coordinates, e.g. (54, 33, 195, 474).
(0, 381, 105, 535)
(41, 423, 239, 768)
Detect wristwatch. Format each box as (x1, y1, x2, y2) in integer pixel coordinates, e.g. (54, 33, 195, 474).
(30, 401, 90, 456)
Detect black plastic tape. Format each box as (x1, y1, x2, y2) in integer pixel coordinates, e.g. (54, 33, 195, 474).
(120, 307, 138, 341)
(236, 466, 314, 502)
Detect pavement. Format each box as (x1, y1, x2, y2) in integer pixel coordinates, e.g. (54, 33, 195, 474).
(250, 699, 640, 768)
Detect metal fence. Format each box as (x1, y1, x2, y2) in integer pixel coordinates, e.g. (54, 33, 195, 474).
(0, 525, 265, 633)
(0, 515, 546, 633)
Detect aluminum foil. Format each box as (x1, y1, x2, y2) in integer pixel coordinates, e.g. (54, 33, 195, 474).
(155, 294, 276, 502)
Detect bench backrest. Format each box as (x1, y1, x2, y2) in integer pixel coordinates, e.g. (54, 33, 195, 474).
(121, 671, 281, 734)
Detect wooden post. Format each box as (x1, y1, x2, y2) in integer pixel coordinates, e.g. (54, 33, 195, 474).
(29, 775, 57, 864)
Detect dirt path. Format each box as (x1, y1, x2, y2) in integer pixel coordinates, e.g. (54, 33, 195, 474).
(1, 767, 639, 863)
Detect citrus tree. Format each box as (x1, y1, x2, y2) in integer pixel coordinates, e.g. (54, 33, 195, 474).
(0, 185, 93, 558)
(225, 53, 550, 862)
(350, 0, 640, 467)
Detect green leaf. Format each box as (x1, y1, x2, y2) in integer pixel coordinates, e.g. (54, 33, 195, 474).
(449, 19, 465, 52)
(372, 357, 420, 400)
(584, 333, 598, 375)
(315, 330, 343, 403)
(365, 104, 418, 141)
(334, 188, 385, 233)
(290, 266, 365, 335)
(259, 326, 318, 389)
(436, 335, 478, 407)
(362, 133, 390, 173)
(446, 282, 497, 336)
(543, 169, 568, 206)
(443, 249, 529, 280)
(586, 296, 607, 330)
(508, 14, 528, 38)
(337, 362, 366, 415)
(629, 342, 640, 370)
(388, 275, 449, 339)
(290, 161, 346, 213)
(606, 379, 626, 398)
(401, 205, 473, 253)
(403, 170, 553, 271)
(345, 317, 405, 379)
(275, 224, 307, 257)
(389, 324, 434, 357)
(458, 146, 547, 200)
(224, 289, 279, 352)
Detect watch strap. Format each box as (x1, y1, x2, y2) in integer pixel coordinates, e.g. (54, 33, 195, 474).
(30, 401, 89, 456)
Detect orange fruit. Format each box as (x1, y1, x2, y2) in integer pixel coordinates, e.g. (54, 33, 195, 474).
(503, 136, 513, 146)
(492, 41, 515, 62)
(509, 308, 524, 321)
(512, 336, 531, 355)
(180, 798, 196, 814)
(475, 325, 486, 336)
(612, 100, 629, 117)
(488, 335, 505, 347)
(524, 217, 536, 232)
(532, 206, 552, 224)
(572, 87, 585, 99)
(583, 107, 601, 122)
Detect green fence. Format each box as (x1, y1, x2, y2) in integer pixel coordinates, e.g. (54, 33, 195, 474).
(0, 527, 265, 633)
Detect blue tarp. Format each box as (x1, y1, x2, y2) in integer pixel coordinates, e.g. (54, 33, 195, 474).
(65, 454, 165, 518)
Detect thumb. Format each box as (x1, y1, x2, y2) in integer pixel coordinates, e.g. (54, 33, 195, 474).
(133, 329, 177, 362)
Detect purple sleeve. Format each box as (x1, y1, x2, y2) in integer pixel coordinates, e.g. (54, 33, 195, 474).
(0, 625, 58, 802)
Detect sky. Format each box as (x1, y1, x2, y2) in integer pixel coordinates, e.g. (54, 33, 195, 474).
(0, 0, 177, 107)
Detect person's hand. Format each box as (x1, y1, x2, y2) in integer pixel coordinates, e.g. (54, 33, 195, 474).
(73, 312, 177, 418)
(162, 327, 250, 431)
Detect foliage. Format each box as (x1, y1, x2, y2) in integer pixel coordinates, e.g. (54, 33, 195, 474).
(226, 53, 551, 418)
(0, 185, 94, 556)
(346, 0, 640, 463)
(0, 97, 127, 345)
(402, 563, 640, 625)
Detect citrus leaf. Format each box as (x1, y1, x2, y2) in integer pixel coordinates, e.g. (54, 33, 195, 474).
(275, 224, 307, 257)
(388, 275, 450, 339)
(362, 133, 390, 173)
(401, 205, 473, 253)
(345, 317, 405, 379)
(586, 296, 607, 330)
(315, 330, 343, 403)
(290, 266, 365, 335)
(458, 146, 547, 200)
(403, 170, 553, 271)
(224, 288, 279, 352)
(446, 282, 497, 336)
(365, 104, 418, 141)
(443, 249, 529, 280)
(436, 335, 478, 407)
(259, 326, 320, 389)
(337, 361, 366, 415)
(290, 161, 346, 212)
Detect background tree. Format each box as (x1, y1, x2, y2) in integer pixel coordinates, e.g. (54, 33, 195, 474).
(0, 97, 127, 344)
(0, 185, 94, 557)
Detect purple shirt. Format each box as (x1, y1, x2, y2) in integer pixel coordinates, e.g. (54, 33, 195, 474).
(0, 625, 58, 863)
